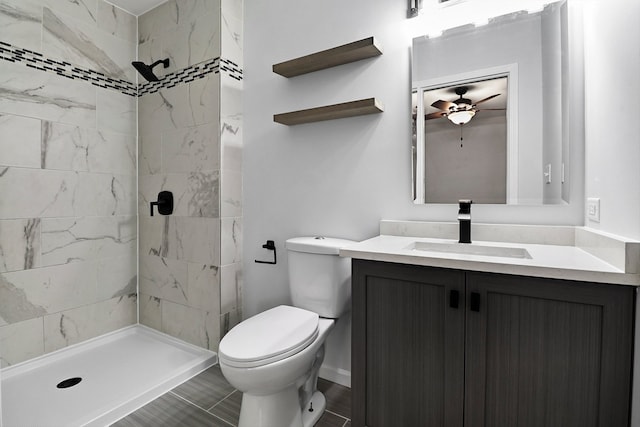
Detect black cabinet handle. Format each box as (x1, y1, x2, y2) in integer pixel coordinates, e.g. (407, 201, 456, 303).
(470, 292, 481, 312)
(449, 290, 460, 309)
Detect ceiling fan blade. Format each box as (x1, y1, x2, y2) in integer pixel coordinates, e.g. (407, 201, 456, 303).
(473, 94, 500, 105)
(475, 108, 506, 111)
(425, 111, 447, 120)
(431, 100, 455, 110)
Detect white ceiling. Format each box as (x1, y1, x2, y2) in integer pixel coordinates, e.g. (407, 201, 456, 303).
(105, 0, 168, 16)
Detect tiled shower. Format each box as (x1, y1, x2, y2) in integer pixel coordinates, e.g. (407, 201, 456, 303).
(0, 0, 242, 369)
(136, 0, 243, 352)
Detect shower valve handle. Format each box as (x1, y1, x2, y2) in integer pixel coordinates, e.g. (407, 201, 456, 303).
(150, 191, 174, 216)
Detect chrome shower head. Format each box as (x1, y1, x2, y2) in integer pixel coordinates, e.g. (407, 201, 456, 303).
(131, 58, 169, 82)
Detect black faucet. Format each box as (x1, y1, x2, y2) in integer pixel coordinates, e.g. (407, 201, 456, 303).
(458, 199, 472, 244)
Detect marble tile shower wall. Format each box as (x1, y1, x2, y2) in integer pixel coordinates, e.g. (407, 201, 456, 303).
(0, 0, 137, 367)
(137, 0, 243, 352)
(219, 0, 243, 338)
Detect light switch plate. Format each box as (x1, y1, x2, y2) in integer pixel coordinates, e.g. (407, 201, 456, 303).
(587, 198, 600, 222)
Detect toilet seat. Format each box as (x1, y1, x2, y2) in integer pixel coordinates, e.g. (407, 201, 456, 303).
(219, 305, 319, 368)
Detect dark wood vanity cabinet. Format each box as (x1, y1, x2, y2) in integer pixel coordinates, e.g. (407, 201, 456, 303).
(352, 259, 635, 427)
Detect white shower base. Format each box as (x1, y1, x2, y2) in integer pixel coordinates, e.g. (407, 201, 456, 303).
(1, 324, 217, 427)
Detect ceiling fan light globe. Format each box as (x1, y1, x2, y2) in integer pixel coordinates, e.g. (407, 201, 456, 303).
(447, 110, 475, 125)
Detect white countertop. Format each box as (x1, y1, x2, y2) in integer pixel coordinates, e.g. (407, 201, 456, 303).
(340, 234, 640, 286)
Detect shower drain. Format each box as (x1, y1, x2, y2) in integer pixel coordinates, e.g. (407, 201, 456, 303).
(56, 377, 82, 389)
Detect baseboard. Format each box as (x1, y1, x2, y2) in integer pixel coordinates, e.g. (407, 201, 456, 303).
(319, 365, 351, 388)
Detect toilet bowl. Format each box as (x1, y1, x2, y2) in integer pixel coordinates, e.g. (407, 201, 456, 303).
(218, 236, 355, 427)
(219, 306, 334, 427)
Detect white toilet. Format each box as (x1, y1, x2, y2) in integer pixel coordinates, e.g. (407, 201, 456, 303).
(218, 236, 354, 427)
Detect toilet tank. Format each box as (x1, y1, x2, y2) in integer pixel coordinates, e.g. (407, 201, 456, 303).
(285, 237, 356, 318)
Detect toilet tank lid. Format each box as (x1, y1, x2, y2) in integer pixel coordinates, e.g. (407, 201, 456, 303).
(286, 237, 357, 255)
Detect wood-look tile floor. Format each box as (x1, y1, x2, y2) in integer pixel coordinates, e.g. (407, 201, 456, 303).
(111, 365, 351, 427)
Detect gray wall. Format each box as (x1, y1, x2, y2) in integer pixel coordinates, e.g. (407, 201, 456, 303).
(541, 2, 565, 204)
(425, 116, 507, 204)
(583, 0, 640, 238)
(243, 0, 587, 386)
(0, 0, 137, 366)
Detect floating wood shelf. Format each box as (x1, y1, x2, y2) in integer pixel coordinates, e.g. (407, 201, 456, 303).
(273, 37, 382, 78)
(274, 98, 384, 126)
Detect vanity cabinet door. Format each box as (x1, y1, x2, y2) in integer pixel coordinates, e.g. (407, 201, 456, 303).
(464, 272, 634, 427)
(352, 260, 465, 427)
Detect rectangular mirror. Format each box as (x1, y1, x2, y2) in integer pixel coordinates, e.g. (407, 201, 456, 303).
(412, 1, 569, 205)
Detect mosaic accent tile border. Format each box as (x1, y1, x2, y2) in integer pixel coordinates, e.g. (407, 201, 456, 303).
(137, 58, 243, 96)
(0, 41, 244, 98)
(138, 58, 221, 96)
(220, 58, 243, 81)
(0, 41, 137, 97)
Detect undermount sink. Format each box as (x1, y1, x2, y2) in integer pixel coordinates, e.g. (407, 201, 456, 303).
(408, 241, 532, 259)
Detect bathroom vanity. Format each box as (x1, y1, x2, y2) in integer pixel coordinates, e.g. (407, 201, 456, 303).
(342, 221, 640, 427)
